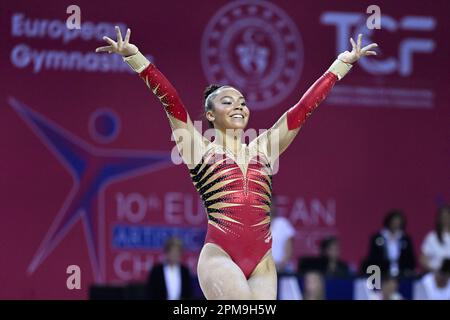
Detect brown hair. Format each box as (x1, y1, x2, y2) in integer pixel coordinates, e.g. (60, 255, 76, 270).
(164, 237, 183, 253)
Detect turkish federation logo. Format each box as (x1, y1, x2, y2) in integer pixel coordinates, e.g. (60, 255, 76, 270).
(8, 97, 173, 282)
(201, 0, 304, 110)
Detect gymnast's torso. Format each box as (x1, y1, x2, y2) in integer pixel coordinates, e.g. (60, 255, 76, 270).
(189, 142, 273, 278)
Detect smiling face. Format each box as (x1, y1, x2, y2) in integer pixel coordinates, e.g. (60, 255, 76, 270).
(205, 87, 250, 132)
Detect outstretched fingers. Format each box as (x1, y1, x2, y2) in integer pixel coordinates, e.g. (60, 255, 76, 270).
(362, 43, 378, 52)
(124, 28, 131, 44)
(345, 34, 378, 60)
(350, 37, 356, 51)
(357, 33, 362, 50)
(103, 36, 117, 46)
(361, 43, 378, 56)
(115, 26, 123, 45)
(95, 45, 113, 53)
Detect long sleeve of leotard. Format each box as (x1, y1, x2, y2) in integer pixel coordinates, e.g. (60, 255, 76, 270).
(286, 59, 352, 130)
(254, 59, 353, 159)
(123, 52, 207, 167)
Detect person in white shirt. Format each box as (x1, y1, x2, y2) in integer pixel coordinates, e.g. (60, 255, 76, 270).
(420, 205, 450, 272)
(271, 197, 303, 300)
(415, 258, 450, 300)
(361, 209, 416, 277)
(368, 275, 403, 300)
(147, 237, 193, 300)
(270, 199, 296, 272)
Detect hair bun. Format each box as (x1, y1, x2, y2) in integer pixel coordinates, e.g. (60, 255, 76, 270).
(204, 84, 222, 100)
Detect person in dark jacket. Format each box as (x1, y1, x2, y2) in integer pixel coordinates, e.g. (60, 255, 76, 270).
(319, 236, 351, 277)
(298, 236, 351, 277)
(146, 237, 193, 300)
(361, 209, 416, 277)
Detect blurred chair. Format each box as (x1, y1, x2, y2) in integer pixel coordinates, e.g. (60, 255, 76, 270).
(124, 282, 148, 300)
(89, 285, 124, 300)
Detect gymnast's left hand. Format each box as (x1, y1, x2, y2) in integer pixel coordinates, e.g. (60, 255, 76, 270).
(337, 33, 378, 64)
(95, 26, 138, 57)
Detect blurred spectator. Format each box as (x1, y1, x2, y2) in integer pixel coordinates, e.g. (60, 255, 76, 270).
(271, 198, 296, 272)
(369, 274, 403, 300)
(318, 236, 351, 277)
(146, 237, 193, 300)
(361, 209, 416, 277)
(420, 205, 450, 272)
(303, 271, 325, 300)
(298, 236, 351, 277)
(415, 258, 450, 300)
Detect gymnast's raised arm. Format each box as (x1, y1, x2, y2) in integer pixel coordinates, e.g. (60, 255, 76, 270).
(95, 26, 208, 168)
(255, 34, 378, 161)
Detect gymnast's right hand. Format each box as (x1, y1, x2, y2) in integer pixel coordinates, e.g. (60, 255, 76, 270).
(95, 26, 138, 57)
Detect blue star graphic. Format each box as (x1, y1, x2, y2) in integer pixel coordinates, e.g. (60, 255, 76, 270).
(8, 97, 173, 282)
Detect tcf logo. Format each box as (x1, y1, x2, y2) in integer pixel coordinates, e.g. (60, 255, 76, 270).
(321, 12, 436, 76)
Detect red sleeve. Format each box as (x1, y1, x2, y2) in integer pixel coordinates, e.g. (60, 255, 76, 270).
(286, 71, 338, 130)
(139, 63, 188, 123)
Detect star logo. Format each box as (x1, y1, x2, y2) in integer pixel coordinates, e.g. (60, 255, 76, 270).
(8, 97, 173, 282)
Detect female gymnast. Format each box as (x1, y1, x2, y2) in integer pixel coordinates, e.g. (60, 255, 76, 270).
(96, 26, 378, 300)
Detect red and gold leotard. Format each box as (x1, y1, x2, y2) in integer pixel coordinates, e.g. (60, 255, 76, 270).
(124, 52, 351, 278)
(190, 142, 274, 278)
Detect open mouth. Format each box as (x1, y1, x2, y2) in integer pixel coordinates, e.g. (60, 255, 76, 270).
(230, 114, 245, 119)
